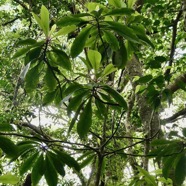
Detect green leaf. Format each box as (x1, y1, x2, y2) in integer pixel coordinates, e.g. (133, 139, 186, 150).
(135, 85, 146, 94)
(12, 46, 32, 59)
(68, 90, 89, 112)
(151, 139, 173, 146)
(79, 56, 92, 70)
(20, 151, 39, 175)
(43, 90, 56, 105)
(105, 21, 139, 43)
(71, 26, 92, 58)
(104, 8, 134, 16)
(127, 0, 137, 8)
(87, 50, 101, 72)
(130, 24, 154, 48)
(102, 64, 117, 77)
(32, 13, 46, 35)
(80, 154, 95, 169)
(47, 151, 65, 177)
(108, 0, 123, 8)
(112, 40, 128, 69)
(137, 166, 157, 186)
(0, 174, 19, 185)
(24, 46, 42, 65)
(40, 5, 50, 36)
(57, 16, 87, 27)
(182, 128, 186, 137)
(68, 100, 85, 134)
(95, 98, 107, 117)
(54, 25, 76, 37)
(175, 155, 186, 185)
(0, 136, 18, 158)
(135, 75, 153, 84)
(63, 82, 83, 97)
(31, 154, 45, 186)
(49, 24, 57, 37)
(77, 98, 92, 138)
(55, 150, 80, 172)
(52, 49, 71, 71)
(16, 38, 37, 46)
(102, 85, 128, 109)
(103, 30, 119, 51)
(25, 64, 40, 93)
(0, 124, 14, 131)
(45, 154, 58, 186)
(162, 155, 176, 179)
(44, 67, 57, 92)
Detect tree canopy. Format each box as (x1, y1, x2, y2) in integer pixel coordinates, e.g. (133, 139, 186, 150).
(1, 0, 186, 185)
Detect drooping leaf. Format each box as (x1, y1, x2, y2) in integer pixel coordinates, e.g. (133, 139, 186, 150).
(102, 63, 117, 77)
(103, 30, 119, 51)
(55, 150, 80, 172)
(112, 40, 128, 69)
(162, 155, 176, 179)
(105, 21, 139, 43)
(47, 151, 65, 177)
(68, 100, 86, 134)
(25, 64, 41, 93)
(51, 49, 71, 70)
(151, 139, 173, 146)
(20, 151, 39, 175)
(0, 174, 19, 185)
(43, 90, 56, 105)
(45, 154, 58, 186)
(77, 98, 92, 138)
(104, 8, 134, 16)
(31, 154, 45, 186)
(44, 67, 57, 92)
(0, 136, 18, 158)
(87, 50, 101, 72)
(80, 154, 95, 169)
(175, 155, 186, 185)
(68, 90, 89, 112)
(95, 98, 107, 117)
(102, 85, 128, 109)
(71, 26, 92, 58)
(130, 24, 154, 48)
(137, 166, 157, 186)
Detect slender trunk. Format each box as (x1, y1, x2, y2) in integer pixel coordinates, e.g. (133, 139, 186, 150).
(95, 154, 104, 186)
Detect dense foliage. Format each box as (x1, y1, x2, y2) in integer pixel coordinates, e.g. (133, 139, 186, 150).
(1, 0, 186, 185)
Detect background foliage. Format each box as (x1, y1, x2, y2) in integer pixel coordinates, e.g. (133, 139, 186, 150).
(1, 0, 186, 185)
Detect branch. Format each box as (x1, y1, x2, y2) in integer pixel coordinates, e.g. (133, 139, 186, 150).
(2, 17, 21, 26)
(162, 108, 186, 123)
(13, 0, 29, 10)
(165, 9, 183, 78)
(104, 128, 160, 156)
(166, 72, 186, 93)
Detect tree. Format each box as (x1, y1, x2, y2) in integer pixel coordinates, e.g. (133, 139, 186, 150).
(1, 0, 186, 185)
